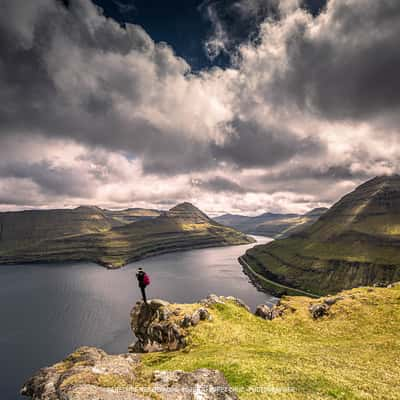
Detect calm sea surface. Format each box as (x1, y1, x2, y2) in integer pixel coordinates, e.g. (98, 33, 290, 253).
(0, 236, 274, 400)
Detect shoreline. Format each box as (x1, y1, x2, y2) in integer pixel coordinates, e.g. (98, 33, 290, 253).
(239, 256, 319, 298)
(0, 239, 256, 270)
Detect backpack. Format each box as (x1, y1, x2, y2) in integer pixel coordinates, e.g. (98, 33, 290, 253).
(143, 273, 150, 286)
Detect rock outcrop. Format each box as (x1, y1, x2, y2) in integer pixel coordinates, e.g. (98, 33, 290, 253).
(309, 303, 330, 319)
(199, 294, 251, 312)
(254, 301, 293, 320)
(308, 295, 345, 319)
(129, 299, 212, 353)
(129, 296, 249, 353)
(20, 346, 238, 400)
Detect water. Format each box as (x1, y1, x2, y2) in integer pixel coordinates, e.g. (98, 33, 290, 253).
(0, 236, 274, 400)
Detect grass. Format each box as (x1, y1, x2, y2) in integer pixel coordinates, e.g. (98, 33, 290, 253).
(141, 287, 400, 399)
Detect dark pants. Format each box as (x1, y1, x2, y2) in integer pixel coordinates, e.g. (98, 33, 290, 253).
(139, 285, 147, 303)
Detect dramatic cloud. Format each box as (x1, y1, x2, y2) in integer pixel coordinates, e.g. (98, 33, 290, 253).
(0, 0, 232, 173)
(0, 0, 399, 214)
(259, 0, 400, 122)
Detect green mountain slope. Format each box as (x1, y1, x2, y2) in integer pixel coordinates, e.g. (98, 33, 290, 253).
(103, 208, 161, 225)
(214, 208, 327, 238)
(242, 176, 400, 295)
(0, 203, 253, 268)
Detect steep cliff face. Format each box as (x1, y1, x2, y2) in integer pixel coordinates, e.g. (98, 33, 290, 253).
(243, 176, 400, 295)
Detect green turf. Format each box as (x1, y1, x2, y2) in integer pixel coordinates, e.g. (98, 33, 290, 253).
(142, 286, 400, 399)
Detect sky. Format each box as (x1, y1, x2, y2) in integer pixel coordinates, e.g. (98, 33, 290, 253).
(0, 0, 399, 216)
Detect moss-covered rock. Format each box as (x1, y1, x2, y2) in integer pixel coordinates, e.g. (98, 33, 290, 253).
(129, 299, 213, 353)
(21, 346, 237, 400)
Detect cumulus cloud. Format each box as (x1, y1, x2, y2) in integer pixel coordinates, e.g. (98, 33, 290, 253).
(0, 0, 399, 214)
(194, 176, 246, 193)
(0, 0, 232, 173)
(257, 0, 400, 123)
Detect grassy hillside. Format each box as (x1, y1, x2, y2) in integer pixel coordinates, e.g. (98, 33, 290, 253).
(214, 208, 327, 238)
(141, 285, 400, 399)
(243, 176, 400, 295)
(0, 203, 253, 268)
(103, 208, 161, 225)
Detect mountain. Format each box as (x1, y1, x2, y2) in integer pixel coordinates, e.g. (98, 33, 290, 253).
(214, 208, 327, 238)
(0, 203, 253, 268)
(242, 176, 400, 295)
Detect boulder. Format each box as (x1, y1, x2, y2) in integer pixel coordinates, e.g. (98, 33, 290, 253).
(191, 310, 201, 326)
(198, 307, 211, 320)
(21, 347, 238, 400)
(153, 369, 239, 399)
(255, 304, 271, 319)
(180, 314, 192, 328)
(269, 305, 286, 319)
(255, 303, 288, 320)
(323, 296, 344, 306)
(200, 294, 226, 307)
(309, 303, 329, 319)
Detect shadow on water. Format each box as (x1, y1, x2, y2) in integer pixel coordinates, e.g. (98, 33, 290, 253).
(0, 236, 275, 400)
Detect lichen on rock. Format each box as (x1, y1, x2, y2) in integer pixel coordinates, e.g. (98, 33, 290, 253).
(254, 300, 293, 320)
(20, 346, 238, 400)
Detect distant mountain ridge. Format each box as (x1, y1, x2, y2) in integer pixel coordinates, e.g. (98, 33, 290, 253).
(242, 176, 400, 295)
(0, 203, 253, 268)
(214, 208, 327, 238)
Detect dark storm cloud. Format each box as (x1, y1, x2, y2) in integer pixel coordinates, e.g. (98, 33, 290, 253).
(0, 161, 94, 197)
(0, 0, 314, 176)
(267, 0, 400, 122)
(265, 165, 370, 183)
(212, 119, 324, 168)
(1, 0, 400, 213)
(240, 164, 371, 202)
(0, 0, 215, 174)
(195, 176, 246, 193)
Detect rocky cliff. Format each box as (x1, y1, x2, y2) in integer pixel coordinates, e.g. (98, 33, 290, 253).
(129, 298, 212, 353)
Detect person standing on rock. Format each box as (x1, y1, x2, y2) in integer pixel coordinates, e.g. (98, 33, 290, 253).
(136, 267, 150, 303)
